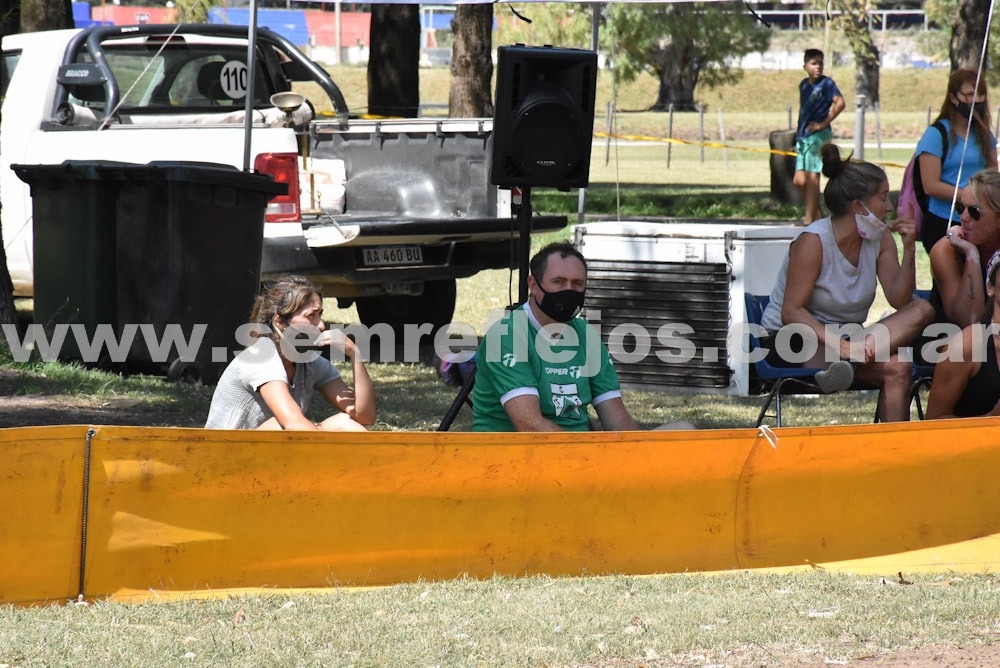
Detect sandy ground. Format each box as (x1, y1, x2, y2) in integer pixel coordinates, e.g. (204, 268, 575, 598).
(0, 367, 206, 428)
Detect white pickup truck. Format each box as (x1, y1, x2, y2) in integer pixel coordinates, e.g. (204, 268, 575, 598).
(1, 24, 567, 335)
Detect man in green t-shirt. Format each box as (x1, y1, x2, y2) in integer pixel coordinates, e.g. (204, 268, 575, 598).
(471, 243, 645, 432)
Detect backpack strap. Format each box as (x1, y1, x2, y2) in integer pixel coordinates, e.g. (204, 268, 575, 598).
(933, 120, 948, 160)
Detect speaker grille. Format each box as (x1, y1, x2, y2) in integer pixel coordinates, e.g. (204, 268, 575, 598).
(509, 63, 522, 111)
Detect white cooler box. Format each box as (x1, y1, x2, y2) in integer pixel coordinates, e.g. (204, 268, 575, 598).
(573, 220, 802, 396)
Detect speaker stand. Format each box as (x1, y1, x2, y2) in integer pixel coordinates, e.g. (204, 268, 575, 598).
(517, 186, 533, 304)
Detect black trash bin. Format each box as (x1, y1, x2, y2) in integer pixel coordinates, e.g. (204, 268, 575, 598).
(108, 161, 287, 384)
(12, 161, 132, 365)
(769, 130, 804, 206)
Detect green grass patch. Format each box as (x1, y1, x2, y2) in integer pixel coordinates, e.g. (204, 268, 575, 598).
(2, 572, 998, 666)
(535, 184, 802, 219)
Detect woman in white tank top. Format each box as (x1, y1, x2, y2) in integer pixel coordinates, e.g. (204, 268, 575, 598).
(762, 143, 935, 421)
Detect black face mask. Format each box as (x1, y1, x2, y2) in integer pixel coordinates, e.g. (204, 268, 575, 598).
(533, 284, 585, 322)
(956, 101, 987, 120)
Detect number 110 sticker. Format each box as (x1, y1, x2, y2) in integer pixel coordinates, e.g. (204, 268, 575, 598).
(219, 60, 249, 99)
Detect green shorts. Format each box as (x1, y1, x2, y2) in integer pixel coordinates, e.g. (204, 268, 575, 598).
(795, 127, 833, 173)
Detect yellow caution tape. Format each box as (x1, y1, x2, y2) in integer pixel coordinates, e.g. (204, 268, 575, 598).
(593, 130, 909, 169)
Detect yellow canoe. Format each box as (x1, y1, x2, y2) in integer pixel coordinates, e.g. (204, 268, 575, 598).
(3, 420, 999, 605)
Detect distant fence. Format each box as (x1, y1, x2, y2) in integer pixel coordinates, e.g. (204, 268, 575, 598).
(757, 9, 930, 31)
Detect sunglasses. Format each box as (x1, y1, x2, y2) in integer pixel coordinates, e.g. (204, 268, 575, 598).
(956, 201, 989, 221)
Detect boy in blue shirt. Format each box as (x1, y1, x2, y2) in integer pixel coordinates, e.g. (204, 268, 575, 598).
(794, 49, 845, 225)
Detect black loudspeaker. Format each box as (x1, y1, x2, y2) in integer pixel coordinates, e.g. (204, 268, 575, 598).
(490, 45, 598, 190)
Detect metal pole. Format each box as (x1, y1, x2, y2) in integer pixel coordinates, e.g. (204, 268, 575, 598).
(334, 0, 342, 65)
(518, 187, 533, 305)
(591, 3, 601, 50)
(853, 94, 866, 161)
(699, 103, 705, 163)
(667, 103, 674, 168)
(578, 3, 600, 228)
(788, 105, 793, 131)
(823, 10, 830, 61)
(242, 1, 260, 173)
(875, 101, 882, 160)
(604, 100, 613, 166)
(718, 108, 727, 169)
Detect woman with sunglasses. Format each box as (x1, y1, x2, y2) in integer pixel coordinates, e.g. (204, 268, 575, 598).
(925, 249, 1000, 419)
(761, 143, 934, 422)
(914, 69, 997, 255)
(927, 169, 1000, 328)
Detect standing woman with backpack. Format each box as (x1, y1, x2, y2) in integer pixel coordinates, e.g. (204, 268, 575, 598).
(916, 69, 997, 255)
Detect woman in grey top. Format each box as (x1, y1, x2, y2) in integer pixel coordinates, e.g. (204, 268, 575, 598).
(206, 275, 375, 430)
(762, 143, 934, 421)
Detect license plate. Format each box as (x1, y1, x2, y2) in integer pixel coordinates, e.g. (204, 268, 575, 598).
(361, 246, 424, 266)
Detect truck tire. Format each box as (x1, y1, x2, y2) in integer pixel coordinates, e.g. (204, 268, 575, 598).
(356, 279, 457, 356)
(167, 358, 204, 384)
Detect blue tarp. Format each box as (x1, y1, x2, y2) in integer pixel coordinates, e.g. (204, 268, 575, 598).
(72, 2, 90, 21)
(72, 2, 111, 27)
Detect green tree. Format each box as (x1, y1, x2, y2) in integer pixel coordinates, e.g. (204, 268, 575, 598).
(925, 0, 998, 81)
(173, 0, 211, 25)
(494, 3, 593, 50)
(606, 3, 770, 111)
(825, 0, 880, 106)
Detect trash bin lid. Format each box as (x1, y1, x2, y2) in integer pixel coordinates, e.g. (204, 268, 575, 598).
(12, 160, 141, 184)
(98, 160, 287, 196)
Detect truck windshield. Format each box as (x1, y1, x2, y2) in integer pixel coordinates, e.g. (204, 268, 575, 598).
(71, 44, 274, 112)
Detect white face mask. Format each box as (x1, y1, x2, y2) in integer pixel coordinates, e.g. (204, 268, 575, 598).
(855, 203, 886, 239)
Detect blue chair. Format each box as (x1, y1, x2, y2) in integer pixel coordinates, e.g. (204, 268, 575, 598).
(744, 293, 881, 427)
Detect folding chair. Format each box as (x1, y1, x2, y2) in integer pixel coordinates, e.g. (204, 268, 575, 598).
(911, 374, 934, 420)
(744, 293, 880, 427)
(437, 366, 476, 432)
(909, 289, 936, 420)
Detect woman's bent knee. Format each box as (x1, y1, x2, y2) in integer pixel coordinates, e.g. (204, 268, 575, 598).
(319, 413, 368, 432)
(884, 358, 913, 385)
(907, 298, 936, 327)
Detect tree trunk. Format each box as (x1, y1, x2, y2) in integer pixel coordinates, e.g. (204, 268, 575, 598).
(855, 55, 880, 108)
(950, 0, 992, 70)
(448, 4, 493, 118)
(652, 49, 699, 112)
(19, 0, 73, 32)
(367, 6, 420, 119)
(838, 1, 880, 106)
